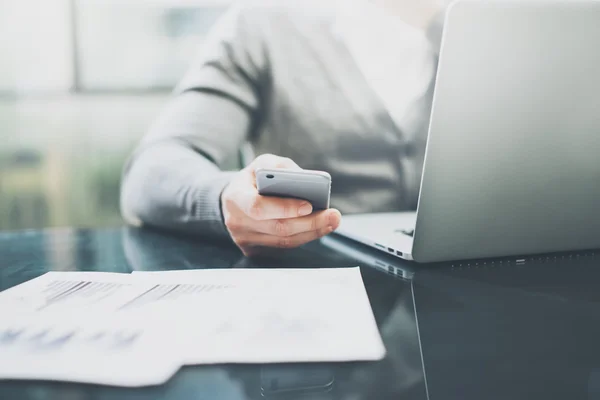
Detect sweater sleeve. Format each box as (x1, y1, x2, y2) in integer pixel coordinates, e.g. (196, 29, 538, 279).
(120, 3, 268, 240)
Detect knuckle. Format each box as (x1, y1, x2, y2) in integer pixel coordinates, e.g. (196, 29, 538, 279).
(310, 215, 319, 232)
(317, 226, 330, 238)
(281, 202, 292, 219)
(274, 219, 289, 237)
(277, 237, 293, 249)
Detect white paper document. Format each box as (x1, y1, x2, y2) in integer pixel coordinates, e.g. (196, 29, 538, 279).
(0, 267, 386, 387)
(0, 316, 179, 387)
(0, 272, 181, 387)
(2, 272, 138, 318)
(133, 267, 387, 364)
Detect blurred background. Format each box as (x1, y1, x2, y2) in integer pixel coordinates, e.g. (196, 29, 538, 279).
(0, 0, 232, 231)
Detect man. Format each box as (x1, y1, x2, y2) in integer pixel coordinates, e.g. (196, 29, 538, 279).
(120, 0, 446, 255)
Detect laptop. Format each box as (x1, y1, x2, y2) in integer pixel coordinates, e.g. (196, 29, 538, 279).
(335, 0, 600, 263)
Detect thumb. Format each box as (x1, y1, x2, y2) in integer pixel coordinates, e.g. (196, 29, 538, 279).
(250, 154, 302, 172)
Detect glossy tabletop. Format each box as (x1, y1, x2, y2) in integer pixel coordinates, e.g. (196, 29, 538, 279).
(1, 227, 600, 400)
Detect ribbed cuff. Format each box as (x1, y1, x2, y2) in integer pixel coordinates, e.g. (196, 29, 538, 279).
(190, 171, 238, 240)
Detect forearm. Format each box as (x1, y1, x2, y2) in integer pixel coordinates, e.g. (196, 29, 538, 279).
(120, 4, 267, 238)
(120, 85, 255, 237)
(120, 140, 236, 239)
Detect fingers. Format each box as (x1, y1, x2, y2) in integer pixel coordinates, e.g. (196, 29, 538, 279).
(255, 209, 341, 237)
(237, 224, 335, 252)
(230, 189, 313, 220)
(225, 208, 341, 237)
(251, 154, 301, 171)
(222, 153, 340, 256)
(231, 209, 342, 256)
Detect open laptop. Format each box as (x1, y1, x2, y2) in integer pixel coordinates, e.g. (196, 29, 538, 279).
(335, 0, 600, 263)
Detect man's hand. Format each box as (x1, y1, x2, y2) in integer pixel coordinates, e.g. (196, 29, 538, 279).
(221, 154, 342, 256)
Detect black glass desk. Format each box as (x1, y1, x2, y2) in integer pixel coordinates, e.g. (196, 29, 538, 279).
(1, 227, 600, 400)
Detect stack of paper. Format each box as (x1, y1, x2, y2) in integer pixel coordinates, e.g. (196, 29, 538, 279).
(0, 267, 386, 387)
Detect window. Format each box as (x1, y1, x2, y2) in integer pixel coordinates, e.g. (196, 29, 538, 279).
(75, 0, 229, 91)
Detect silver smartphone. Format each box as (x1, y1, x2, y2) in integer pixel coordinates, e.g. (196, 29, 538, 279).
(256, 168, 331, 210)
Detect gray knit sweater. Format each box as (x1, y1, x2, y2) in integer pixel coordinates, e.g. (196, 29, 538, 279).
(120, 0, 443, 240)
